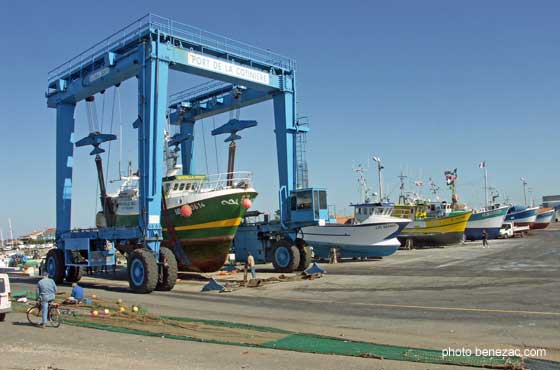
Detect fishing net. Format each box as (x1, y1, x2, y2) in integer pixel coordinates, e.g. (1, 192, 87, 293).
(11, 291, 524, 369)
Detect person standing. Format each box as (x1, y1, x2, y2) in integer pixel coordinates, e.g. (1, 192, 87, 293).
(482, 229, 489, 248)
(247, 252, 256, 279)
(36, 271, 57, 328)
(329, 247, 338, 264)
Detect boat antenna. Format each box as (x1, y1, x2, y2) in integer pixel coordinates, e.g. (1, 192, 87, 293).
(398, 172, 407, 204)
(488, 187, 500, 204)
(479, 161, 488, 207)
(354, 164, 371, 203)
(444, 168, 458, 205)
(429, 177, 440, 201)
(520, 177, 528, 206)
(528, 187, 534, 207)
(8, 218, 14, 247)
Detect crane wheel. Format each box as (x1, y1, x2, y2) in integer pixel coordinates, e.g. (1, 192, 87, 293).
(272, 240, 300, 273)
(127, 248, 158, 294)
(46, 249, 65, 284)
(66, 266, 82, 283)
(156, 247, 178, 291)
(295, 239, 312, 271)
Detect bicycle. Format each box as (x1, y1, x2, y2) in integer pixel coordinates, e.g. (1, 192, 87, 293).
(26, 300, 62, 328)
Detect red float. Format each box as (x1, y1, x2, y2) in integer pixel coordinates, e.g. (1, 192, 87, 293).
(180, 204, 192, 217)
(241, 198, 252, 209)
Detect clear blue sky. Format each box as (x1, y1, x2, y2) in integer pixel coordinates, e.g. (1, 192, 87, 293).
(1, 0, 559, 236)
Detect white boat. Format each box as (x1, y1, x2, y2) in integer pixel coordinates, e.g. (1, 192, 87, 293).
(303, 203, 410, 259)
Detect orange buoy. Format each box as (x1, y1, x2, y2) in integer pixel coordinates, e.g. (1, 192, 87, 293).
(241, 198, 252, 210)
(180, 204, 192, 217)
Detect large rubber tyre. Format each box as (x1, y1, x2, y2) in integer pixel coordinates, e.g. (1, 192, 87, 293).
(66, 266, 82, 283)
(156, 247, 178, 291)
(272, 240, 300, 273)
(46, 249, 65, 284)
(0, 313, 6, 322)
(295, 239, 312, 271)
(127, 249, 158, 294)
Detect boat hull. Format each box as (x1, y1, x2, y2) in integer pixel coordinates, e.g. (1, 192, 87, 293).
(505, 207, 538, 227)
(465, 206, 509, 240)
(115, 191, 257, 272)
(530, 209, 554, 230)
(398, 211, 472, 247)
(303, 221, 408, 258)
(312, 238, 402, 259)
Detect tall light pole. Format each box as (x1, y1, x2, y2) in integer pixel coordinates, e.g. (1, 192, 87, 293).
(520, 177, 528, 206)
(372, 156, 384, 203)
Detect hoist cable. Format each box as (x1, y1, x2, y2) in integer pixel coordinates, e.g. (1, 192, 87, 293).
(200, 119, 210, 174)
(212, 117, 220, 173)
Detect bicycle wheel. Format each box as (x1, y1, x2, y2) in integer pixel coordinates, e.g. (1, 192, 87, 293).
(48, 307, 62, 328)
(27, 306, 42, 326)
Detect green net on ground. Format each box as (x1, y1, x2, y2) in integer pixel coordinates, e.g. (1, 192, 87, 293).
(11, 291, 524, 369)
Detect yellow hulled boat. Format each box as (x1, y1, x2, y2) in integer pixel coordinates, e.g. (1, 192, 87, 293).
(393, 202, 472, 247)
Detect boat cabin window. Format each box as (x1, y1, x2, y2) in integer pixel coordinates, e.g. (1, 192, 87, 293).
(185, 183, 191, 191)
(192, 183, 199, 192)
(179, 183, 185, 191)
(173, 183, 179, 191)
(165, 183, 171, 192)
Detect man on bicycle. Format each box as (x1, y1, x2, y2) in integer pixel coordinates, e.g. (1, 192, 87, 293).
(36, 270, 57, 328)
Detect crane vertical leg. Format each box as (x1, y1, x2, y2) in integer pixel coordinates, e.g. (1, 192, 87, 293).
(180, 120, 195, 175)
(56, 103, 76, 240)
(137, 53, 169, 254)
(273, 92, 297, 224)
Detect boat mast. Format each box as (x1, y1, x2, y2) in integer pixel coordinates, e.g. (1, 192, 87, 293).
(480, 161, 488, 207)
(354, 165, 370, 203)
(372, 156, 383, 202)
(398, 172, 407, 204)
(8, 218, 14, 247)
(0, 228, 3, 247)
(520, 177, 528, 206)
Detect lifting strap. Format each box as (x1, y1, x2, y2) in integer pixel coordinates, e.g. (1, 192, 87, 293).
(161, 189, 191, 267)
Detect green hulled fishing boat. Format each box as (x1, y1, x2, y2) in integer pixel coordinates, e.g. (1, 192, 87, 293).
(107, 172, 257, 272)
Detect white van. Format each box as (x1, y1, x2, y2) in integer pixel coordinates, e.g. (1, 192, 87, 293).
(0, 273, 11, 321)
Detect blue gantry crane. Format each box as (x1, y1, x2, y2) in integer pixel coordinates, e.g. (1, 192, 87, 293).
(46, 14, 328, 293)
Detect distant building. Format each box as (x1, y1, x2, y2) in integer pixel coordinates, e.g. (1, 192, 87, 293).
(19, 228, 56, 243)
(542, 195, 560, 222)
(42, 228, 56, 241)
